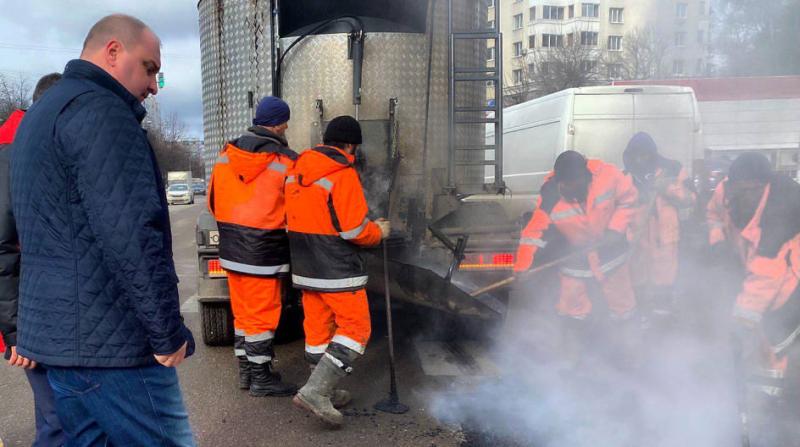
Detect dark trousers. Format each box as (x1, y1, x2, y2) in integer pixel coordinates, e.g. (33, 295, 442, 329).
(25, 366, 65, 447)
(47, 365, 195, 447)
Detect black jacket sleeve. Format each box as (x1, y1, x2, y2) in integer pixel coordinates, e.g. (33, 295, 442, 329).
(0, 146, 20, 358)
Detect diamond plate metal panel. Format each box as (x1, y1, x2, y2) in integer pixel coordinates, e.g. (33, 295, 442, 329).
(199, 0, 489, 212)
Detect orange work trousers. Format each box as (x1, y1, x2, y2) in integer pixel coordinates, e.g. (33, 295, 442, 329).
(302, 288, 371, 356)
(557, 261, 636, 319)
(227, 272, 282, 336)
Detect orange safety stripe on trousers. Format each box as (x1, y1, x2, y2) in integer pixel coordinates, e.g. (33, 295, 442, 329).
(302, 289, 371, 355)
(227, 272, 283, 335)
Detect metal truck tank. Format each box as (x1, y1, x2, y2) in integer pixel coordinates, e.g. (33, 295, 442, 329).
(195, 0, 515, 345)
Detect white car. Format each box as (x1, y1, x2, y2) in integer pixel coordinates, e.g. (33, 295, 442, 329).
(167, 183, 194, 205)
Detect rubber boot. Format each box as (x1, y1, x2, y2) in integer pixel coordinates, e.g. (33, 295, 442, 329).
(308, 363, 351, 408)
(237, 356, 251, 390)
(293, 355, 347, 427)
(249, 361, 297, 397)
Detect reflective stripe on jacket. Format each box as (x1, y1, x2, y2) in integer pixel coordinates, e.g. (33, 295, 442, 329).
(285, 145, 381, 292)
(208, 127, 298, 276)
(514, 159, 638, 275)
(707, 177, 800, 323)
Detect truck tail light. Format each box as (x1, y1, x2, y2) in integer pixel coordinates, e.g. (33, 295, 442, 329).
(207, 258, 227, 278)
(459, 252, 515, 270)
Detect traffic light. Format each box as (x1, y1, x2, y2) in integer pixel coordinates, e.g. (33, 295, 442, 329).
(157, 72, 165, 89)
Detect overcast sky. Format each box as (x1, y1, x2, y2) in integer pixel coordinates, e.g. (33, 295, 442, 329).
(0, 0, 204, 138)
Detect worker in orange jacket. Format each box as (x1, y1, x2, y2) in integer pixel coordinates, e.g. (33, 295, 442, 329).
(707, 153, 800, 398)
(514, 151, 639, 365)
(286, 116, 390, 427)
(623, 132, 695, 317)
(208, 96, 298, 397)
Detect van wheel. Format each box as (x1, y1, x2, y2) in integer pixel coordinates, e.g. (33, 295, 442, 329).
(200, 301, 234, 346)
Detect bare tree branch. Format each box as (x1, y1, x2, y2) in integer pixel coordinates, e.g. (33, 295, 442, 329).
(0, 73, 31, 124)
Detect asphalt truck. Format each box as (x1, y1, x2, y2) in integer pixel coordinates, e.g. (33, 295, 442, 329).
(194, 0, 521, 345)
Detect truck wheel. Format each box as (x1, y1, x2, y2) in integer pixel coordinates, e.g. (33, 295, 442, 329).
(200, 301, 234, 346)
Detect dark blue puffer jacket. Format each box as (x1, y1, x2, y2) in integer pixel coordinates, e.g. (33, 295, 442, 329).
(10, 59, 193, 367)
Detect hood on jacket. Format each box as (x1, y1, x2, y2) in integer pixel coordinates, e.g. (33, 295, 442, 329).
(293, 145, 354, 186)
(224, 126, 297, 183)
(0, 109, 25, 145)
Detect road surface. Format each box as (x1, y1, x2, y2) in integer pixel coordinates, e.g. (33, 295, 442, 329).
(0, 197, 498, 446)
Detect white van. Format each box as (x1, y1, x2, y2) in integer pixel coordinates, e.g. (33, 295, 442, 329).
(486, 86, 702, 200)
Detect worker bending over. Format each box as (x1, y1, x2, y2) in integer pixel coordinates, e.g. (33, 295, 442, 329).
(515, 151, 639, 366)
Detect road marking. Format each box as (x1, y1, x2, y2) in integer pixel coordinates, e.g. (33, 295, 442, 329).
(181, 295, 199, 313)
(414, 340, 499, 377)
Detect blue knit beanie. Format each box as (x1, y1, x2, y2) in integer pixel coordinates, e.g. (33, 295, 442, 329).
(253, 96, 290, 127)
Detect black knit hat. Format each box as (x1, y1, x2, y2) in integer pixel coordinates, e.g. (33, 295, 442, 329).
(728, 152, 772, 184)
(553, 150, 589, 182)
(324, 116, 362, 145)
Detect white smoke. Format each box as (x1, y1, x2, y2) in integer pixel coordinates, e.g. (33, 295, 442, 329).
(429, 263, 748, 446)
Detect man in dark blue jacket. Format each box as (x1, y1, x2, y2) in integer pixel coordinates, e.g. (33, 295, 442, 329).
(11, 14, 195, 446)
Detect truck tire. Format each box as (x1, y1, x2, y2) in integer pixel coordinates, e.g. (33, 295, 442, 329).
(200, 301, 234, 346)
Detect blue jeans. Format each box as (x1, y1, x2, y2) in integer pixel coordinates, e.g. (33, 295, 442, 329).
(47, 365, 195, 447)
(25, 366, 65, 447)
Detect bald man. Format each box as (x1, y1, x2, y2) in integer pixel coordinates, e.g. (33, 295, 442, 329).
(11, 14, 195, 446)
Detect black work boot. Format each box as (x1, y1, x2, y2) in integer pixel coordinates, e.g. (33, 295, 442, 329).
(237, 356, 251, 390)
(249, 361, 297, 397)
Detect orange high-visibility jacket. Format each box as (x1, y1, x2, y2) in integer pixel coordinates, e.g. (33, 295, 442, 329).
(285, 145, 382, 292)
(707, 177, 800, 323)
(634, 163, 695, 245)
(208, 127, 298, 276)
(514, 159, 638, 276)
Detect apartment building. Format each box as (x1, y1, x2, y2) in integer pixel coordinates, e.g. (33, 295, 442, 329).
(487, 0, 711, 102)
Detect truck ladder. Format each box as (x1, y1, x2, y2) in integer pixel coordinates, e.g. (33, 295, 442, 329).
(447, 0, 505, 195)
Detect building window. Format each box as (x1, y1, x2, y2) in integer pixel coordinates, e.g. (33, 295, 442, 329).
(608, 63, 623, 79)
(529, 6, 536, 21)
(696, 58, 704, 74)
(543, 5, 565, 20)
(569, 5, 575, 18)
(487, 46, 495, 61)
(528, 63, 536, 79)
(487, 19, 495, 29)
(674, 31, 686, 47)
(608, 35, 622, 51)
(581, 3, 600, 18)
(513, 41, 524, 57)
(542, 34, 564, 47)
(486, 80, 495, 88)
(697, 29, 705, 44)
(676, 3, 688, 19)
(540, 62, 550, 74)
(514, 0, 523, 3)
(513, 13, 524, 29)
(487, 0, 495, 7)
(513, 69, 524, 84)
(699, 1, 706, 15)
(673, 59, 685, 75)
(580, 31, 598, 46)
(580, 60, 598, 72)
(567, 32, 575, 46)
(609, 8, 624, 23)
(529, 34, 536, 49)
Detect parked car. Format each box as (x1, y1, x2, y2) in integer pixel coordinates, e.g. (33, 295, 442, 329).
(167, 183, 194, 205)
